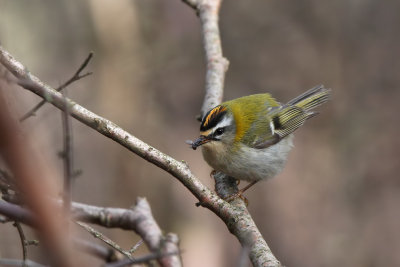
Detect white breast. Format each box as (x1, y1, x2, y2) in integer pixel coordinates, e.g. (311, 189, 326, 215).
(201, 135, 294, 181)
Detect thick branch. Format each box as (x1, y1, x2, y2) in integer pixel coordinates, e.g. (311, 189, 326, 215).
(0, 42, 280, 265)
(0, 201, 35, 226)
(184, 0, 229, 118)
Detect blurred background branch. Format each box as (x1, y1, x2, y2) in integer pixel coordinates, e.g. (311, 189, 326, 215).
(0, 82, 74, 267)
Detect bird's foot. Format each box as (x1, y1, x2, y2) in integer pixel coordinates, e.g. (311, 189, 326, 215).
(223, 180, 259, 205)
(224, 192, 248, 206)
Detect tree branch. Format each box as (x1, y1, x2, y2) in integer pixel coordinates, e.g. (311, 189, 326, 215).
(76, 221, 135, 261)
(0, 198, 182, 267)
(72, 198, 182, 267)
(183, 0, 229, 118)
(183, 1, 281, 266)
(13, 221, 28, 267)
(0, 34, 280, 265)
(129, 239, 143, 254)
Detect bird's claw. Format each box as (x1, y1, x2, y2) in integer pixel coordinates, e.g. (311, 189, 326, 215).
(224, 192, 249, 206)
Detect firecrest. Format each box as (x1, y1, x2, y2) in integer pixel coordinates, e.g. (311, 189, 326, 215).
(190, 85, 331, 192)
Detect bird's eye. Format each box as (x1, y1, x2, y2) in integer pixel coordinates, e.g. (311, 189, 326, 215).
(215, 127, 225, 136)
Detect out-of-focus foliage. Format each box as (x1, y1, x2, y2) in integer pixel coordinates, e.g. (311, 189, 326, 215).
(0, 0, 399, 266)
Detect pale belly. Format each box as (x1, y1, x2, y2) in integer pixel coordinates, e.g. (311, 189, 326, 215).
(201, 135, 294, 181)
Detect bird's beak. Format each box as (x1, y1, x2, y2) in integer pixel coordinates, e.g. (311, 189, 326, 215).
(191, 135, 212, 150)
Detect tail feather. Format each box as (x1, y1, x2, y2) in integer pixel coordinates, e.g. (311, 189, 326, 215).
(267, 85, 331, 141)
(288, 85, 331, 111)
(274, 111, 313, 139)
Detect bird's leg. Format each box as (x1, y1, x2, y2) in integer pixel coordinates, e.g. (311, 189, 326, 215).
(239, 180, 259, 194)
(224, 180, 259, 203)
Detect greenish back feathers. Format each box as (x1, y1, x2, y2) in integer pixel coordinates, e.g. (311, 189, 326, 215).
(229, 85, 330, 149)
(224, 94, 279, 146)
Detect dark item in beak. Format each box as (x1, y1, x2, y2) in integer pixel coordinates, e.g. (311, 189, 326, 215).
(189, 135, 212, 150)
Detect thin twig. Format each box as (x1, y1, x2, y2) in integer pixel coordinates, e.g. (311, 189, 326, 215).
(129, 239, 143, 255)
(61, 91, 73, 217)
(19, 52, 93, 121)
(182, 0, 198, 10)
(13, 221, 28, 267)
(76, 221, 134, 261)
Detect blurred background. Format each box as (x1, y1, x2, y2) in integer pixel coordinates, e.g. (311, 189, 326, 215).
(1, 0, 399, 266)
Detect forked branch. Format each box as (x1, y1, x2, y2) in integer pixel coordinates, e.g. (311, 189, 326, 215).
(0, 0, 282, 262)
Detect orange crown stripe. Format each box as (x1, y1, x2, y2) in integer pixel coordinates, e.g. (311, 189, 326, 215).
(204, 106, 226, 127)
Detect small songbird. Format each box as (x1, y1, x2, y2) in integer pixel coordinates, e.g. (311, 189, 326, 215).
(190, 85, 331, 197)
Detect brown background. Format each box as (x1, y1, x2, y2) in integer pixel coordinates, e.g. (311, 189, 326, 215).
(1, 0, 399, 266)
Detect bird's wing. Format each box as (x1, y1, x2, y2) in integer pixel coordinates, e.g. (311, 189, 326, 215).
(251, 105, 316, 149)
(243, 85, 331, 150)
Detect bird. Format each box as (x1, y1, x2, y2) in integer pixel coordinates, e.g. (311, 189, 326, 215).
(189, 85, 331, 200)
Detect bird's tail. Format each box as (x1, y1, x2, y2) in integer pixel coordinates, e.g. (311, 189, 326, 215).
(287, 84, 331, 112)
(267, 85, 331, 141)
